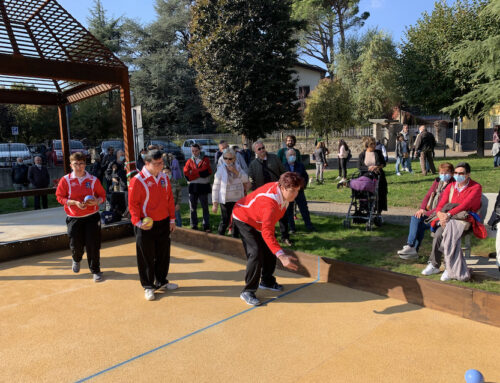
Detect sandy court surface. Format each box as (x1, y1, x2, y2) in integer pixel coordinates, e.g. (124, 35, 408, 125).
(0, 238, 499, 383)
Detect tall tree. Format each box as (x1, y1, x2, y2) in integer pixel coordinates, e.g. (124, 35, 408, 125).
(292, 0, 369, 77)
(87, 0, 124, 53)
(122, 0, 214, 136)
(190, 0, 301, 140)
(442, 0, 500, 156)
(304, 78, 354, 137)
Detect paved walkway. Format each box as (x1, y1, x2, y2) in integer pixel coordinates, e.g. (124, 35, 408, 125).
(1, 239, 499, 382)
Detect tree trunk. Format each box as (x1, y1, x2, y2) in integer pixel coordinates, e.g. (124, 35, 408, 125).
(477, 117, 484, 157)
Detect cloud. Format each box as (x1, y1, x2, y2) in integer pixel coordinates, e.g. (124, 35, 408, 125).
(370, 0, 385, 8)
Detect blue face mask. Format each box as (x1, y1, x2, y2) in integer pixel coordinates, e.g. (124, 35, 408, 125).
(141, 154, 146, 159)
(455, 174, 466, 183)
(439, 174, 451, 182)
(119, 156, 125, 162)
(287, 155, 296, 164)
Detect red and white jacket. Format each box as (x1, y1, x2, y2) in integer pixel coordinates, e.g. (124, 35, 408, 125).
(232, 182, 288, 255)
(56, 171, 106, 218)
(128, 168, 176, 226)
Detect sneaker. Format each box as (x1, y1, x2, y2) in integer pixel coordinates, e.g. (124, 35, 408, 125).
(144, 289, 155, 301)
(396, 172, 401, 176)
(72, 261, 80, 273)
(289, 229, 296, 234)
(335, 176, 341, 180)
(440, 270, 451, 281)
(306, 226, 316, 232)
(397, 245, 417, 256)
(157, 282, 178, 291)
(240, 291, 261, 306)
(283, 239, 293, 247)
(259, 282, 284, 292)
(93, 272, 104, 282)
(404, 167, 409, 172)
(421, 263, 441, 276)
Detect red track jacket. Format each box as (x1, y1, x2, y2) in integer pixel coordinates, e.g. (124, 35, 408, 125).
(232, 182, 289, 255)
(183, 156, 212, 181)
(128, 168, 176, 226)
(56, 171, 106, 218)
(436, 179, 482, 216)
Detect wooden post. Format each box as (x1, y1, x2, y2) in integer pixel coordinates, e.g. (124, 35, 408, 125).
(57, 104, 70, 174)
(120, 74, 136, 175)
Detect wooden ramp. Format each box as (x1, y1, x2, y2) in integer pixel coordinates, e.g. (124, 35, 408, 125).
(1, 238, 499, 382)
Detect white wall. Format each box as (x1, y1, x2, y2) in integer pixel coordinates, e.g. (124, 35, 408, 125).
(292, 66, 323, 97)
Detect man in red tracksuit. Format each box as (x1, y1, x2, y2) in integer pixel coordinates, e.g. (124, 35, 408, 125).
(56, 152, 106, 282)
(232, 172, 301, 306)
(129, 150, 177, 301)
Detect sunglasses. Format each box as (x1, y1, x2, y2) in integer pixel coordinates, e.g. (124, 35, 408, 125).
(223, 157, 234, 160)
(256, 146, 265, 151)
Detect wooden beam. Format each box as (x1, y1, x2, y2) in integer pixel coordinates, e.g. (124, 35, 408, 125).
(58, 105, 71, 174)
(65, 83, 118, 104)
(0, 0, 20, 55)
(120, 73, 136, 174)
(0, 88, 60, 105)
(25, 0, 51, 24)
(0, 53, 126, 85)
(0, 188, 55, 199)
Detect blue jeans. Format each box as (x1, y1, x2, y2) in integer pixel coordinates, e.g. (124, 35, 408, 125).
(403, 156, 412, 172)
(395, 156, 403, 173)
(494, 155, 500, 167)
(175, 209, 182, 227)
(407, 215, 430, 250)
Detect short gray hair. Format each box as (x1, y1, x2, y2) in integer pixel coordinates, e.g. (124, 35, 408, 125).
(252, 140, 264, 151)
(222, 147, 236, 158)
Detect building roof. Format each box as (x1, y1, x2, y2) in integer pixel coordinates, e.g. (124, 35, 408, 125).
(0, 0, 128, 105)
(294, 61, 327, 75)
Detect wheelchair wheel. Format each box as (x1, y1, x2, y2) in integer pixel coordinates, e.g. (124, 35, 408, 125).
(374, 215, 383, 227)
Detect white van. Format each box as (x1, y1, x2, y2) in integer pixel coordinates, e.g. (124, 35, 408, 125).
(181, 138, 218, 160)
(0, 143, 33, 167)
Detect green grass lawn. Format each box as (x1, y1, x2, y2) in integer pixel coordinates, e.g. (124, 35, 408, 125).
(305, 156, 499, 209)
(0, 194, 59, 214)
(181, 204, 500, 293)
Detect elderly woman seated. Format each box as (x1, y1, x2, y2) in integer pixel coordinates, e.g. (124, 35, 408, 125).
(397, 162, 454, 259)
(421, 162, 483, 281)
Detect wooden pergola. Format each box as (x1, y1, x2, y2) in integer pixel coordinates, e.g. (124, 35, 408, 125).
(0, 0, 135, 175)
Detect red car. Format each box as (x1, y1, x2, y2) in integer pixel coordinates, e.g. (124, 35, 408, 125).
(47, 139, 89, 166)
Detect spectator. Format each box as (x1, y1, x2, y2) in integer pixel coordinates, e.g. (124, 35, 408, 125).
(336, 139, 350, 182)
(232, 172, 300, 306)
(105, 150, 127, 193)
(89, 154, 104, 183)
(164, 165, 182, 227)
(183, 143, 212, 232)
(375, 140, 388, 162)
(397, 162, 455, 259)
(414, 125, 437, 175)
(492, 125, 500, 168)
(101, 146, 116, 170)
(422, 162, 482, 281)
(486, 190, 500, 272)
(399, 124, 410, 143)
(284, 149, 315, 233)
(136, 148, 147, 171)
(212, 148, 249, 237)
(247, 140, 291, 246)
(358, 137, 388, 214)
(395, 134, 412, 176)
(55, 152, 106, 282)
(216, 140, 248, 172)
(165, 152, 182, 181)
(241, 143, 253, 166)
(11, 157, 29, 208)
(411, 132, 418, 160)
(277, 135, 301, 165)
(313, 141, 327, 184)
(28, 156, 50, 210)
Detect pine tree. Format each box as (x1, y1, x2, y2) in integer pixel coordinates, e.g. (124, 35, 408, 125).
(190, 0, 302, 140)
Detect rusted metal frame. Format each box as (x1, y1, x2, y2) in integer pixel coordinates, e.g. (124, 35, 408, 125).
(65, 83, 118, 104)
(57, 104, 71, 174)
(120, 72, 136, 174)
(35, 12, 75, 63)
(0, 187, 55, 199)
(25, 0, 51, 25)
(24, 24, 62, 93)
(0, 0, 20, 54)
(0, 53, 126, 84)
(0, 88, 59, 105)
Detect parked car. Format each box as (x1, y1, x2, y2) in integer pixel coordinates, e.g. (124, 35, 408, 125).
(99, 140, 124, 156)
(0, 143, 33, 167)
(147, 139, 185, 161)
(28, 144, 48, 165)
(181, 138, 218, 160)
(47, 139, 89, 166)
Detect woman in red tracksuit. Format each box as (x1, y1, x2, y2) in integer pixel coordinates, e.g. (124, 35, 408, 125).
(128, 150, 177, 301)
(56, 152, 106, 282)
(232, 172, 301, 306)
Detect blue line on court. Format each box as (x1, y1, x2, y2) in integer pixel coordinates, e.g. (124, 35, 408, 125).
(75, 258, 321, 383)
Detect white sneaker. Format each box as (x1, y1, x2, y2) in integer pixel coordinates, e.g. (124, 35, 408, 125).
(421, 263, 441, 276)
(440, 270, 451, 281)
(335, 176, 341, 180)
(404, 167, 409, 172)
(144, 289, 155, 301)
(157, 282, 178, 291)
(397, 245, 417, 255)
(396, 172, 401, 176)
